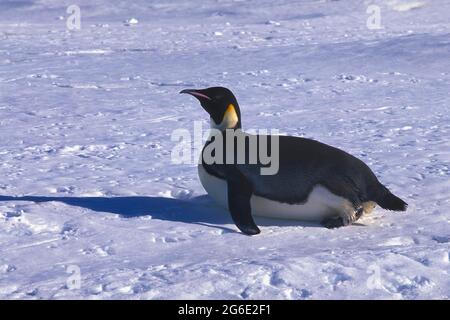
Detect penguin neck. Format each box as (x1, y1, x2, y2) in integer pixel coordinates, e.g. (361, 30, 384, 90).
(209, 103, 241, 132)
(208, 118, 241, 140)
(209, 117, 241, 131)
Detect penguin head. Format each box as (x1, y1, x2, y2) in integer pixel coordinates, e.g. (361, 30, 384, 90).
(180, 86, 241, 130)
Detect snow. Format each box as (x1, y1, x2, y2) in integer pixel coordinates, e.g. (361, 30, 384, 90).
(0, 0, 449, 299)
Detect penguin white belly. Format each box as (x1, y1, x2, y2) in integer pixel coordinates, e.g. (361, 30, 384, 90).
(198, 165, 346, 221)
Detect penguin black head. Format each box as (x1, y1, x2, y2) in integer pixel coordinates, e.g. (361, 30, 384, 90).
(180, 86, 241, 130)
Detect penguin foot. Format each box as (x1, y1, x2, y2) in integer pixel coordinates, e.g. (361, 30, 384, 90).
(322, 207, 364, 229)
(321, 216, 346, 229)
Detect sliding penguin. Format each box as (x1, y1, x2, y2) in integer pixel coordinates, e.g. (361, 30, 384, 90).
(180, 87, 407, 235)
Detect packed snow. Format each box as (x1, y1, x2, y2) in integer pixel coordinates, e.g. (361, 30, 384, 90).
(0, 0, 449, 299)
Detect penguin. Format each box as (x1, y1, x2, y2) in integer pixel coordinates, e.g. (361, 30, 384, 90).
(180, 87, 407, 235)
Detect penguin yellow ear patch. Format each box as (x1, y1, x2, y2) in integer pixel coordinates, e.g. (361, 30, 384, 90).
(222, 104, 239, 129)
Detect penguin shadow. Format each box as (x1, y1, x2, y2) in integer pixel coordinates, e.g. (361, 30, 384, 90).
(0, 194, 321, 234)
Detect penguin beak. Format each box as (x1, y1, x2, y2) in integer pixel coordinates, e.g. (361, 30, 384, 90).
(180, 89, 212, 101)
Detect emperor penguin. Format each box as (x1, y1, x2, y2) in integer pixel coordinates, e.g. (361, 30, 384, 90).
(180, 87, 407, 235)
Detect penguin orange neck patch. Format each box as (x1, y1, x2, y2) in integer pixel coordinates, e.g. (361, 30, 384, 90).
(210, 104, 239, 130)
(222, 104, 239, 129)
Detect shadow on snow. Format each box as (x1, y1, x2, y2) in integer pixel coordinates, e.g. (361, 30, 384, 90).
(0, 194, 319, 234)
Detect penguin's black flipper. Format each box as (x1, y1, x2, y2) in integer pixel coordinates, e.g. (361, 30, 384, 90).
(226, 166, 260, 235)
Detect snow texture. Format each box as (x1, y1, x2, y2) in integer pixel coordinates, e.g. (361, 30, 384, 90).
(0, 0, 449, 299)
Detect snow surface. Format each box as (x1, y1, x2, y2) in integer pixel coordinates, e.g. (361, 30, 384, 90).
(0, 0, 449, 299)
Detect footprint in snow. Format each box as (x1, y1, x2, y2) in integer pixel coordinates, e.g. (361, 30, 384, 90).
(150, 236, 188, 244)
(61, 222, 78, 239)
(432, 235, 450, 244)
(81, 245, 115, 257)
(0, 264, 17, 273)
(5, 210, 23, 218)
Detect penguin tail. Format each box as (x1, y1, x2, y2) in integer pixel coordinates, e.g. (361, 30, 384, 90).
(376, 185, 408, 211)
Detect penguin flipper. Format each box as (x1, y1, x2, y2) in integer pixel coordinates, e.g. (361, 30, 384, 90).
(226, 166, 260, 235)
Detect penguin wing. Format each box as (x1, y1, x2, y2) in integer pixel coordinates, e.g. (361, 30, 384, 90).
(225, 165, 260, 235)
